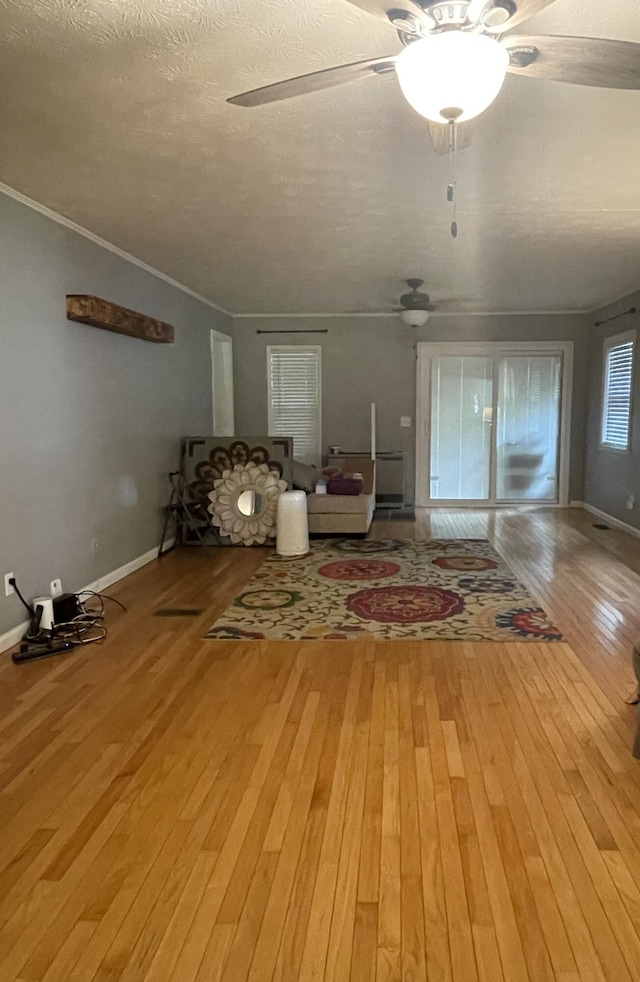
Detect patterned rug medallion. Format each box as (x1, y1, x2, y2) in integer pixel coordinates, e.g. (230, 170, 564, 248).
(206, 539, 562, 642)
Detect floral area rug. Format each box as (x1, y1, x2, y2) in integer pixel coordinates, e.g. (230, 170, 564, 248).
(205, 539, 562, 642)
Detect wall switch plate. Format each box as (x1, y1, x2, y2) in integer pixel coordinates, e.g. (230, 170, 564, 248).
(627, 495, 635, 511)
(50, 578, 63, 597)
(4, 573, 15, 597)
(400, 416, 412, 428)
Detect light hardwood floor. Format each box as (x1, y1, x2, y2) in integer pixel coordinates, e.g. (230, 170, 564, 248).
(1, 508, 640, 981)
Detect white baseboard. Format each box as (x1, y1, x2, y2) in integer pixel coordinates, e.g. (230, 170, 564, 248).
(0, 618, 30, 657)
(0, 541, 173, 656)
(81, 543, 169, 596)
(579, 502, 640, 541)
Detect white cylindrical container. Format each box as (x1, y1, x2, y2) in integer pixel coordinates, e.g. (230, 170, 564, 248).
(276, 491, 309, 558)
(33, 596, 55, 631)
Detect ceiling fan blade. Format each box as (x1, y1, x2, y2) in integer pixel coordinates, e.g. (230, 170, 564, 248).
(343, 0, 434, 32)
(504, 35, 640, 89)
(227, 56, 397, 107)
(476, 0, 559, 34)
(428, 121, 473, 155)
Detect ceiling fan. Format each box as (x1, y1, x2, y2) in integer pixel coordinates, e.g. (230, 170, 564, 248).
(396, 278, 457, 325)
(228, 0, 640, 137)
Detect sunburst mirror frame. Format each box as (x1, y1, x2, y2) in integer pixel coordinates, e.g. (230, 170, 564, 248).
(207, 462, 288, 545)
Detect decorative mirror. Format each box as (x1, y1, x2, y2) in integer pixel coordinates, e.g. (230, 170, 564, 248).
(237, 490, 263, 516)
(207, 462, 287, 545)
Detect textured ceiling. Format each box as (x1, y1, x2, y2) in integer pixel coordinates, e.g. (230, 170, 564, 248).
(0, 0, 639, 314)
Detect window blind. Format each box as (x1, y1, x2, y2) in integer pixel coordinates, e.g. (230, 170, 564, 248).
(601, 334, 635, 450)
(267, 346, 321, 464)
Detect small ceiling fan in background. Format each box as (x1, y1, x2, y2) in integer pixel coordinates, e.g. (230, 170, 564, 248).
(395, 278, 464, 325)
(228, 0, 640, 151)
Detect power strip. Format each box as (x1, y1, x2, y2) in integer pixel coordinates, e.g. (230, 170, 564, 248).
(12, 638, 76, 664)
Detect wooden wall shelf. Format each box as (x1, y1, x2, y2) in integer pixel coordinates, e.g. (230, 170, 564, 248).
(66, 295, 174, 344)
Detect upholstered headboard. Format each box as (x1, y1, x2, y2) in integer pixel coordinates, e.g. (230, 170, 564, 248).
(183, 436, 294, 508)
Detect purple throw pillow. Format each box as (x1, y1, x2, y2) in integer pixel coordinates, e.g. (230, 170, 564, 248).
(327, 477, 363, 496)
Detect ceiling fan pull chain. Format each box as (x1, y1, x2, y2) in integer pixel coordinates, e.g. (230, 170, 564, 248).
(447, 119, 459, 238)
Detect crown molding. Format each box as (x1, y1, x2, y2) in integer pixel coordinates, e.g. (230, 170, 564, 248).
(0, 182, 232, 317)
(232, 309, 590, 320)
(3, 182, 633, 321)
(591, 288, 640, 318)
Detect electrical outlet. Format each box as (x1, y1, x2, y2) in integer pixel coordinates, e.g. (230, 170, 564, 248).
(4, 572, 15, 597)
(627, 494, 635, 511)
(50, 578, 63, 597)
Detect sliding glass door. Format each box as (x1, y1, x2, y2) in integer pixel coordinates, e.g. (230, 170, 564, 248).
(416, 343, 572, 506)
(430, 356, 493, 500)
(496, 355, 561, 502)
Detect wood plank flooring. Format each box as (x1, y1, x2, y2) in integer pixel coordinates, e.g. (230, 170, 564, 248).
(1, 508, 639, 981)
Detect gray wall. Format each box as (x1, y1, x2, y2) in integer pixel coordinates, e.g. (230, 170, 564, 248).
(233, 313, 589, 504)
(0, 190, 232, 636)
(584, 290, 640, 528)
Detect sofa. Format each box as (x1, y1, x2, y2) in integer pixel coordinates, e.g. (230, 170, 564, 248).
(307, 457, 376, 535)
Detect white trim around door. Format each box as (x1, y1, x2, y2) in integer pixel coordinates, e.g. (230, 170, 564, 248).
(415, 341, 574, 508)
(210, 330, 235, 436)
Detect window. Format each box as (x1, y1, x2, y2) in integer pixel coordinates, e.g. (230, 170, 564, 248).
(267, 345, 322, 464)
(601, 331, 635, 452)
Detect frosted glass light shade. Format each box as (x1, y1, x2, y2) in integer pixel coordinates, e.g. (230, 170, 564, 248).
(401, 308, 430, 327)
(395, 32, 509, 123)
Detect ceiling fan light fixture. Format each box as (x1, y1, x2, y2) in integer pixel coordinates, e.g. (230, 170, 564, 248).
(387, 9, 435, 34)
(395, 31, 509, 123)
(401, 308, 430, 327)
(467, 0, 516, 29)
